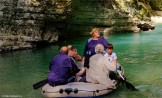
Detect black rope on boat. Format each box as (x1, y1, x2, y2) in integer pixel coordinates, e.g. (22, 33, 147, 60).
(64, 88, 73, 95)
(43, 87, 115, 95)
(59, 89, 63, 94)
(74, 88, 78, 93)
(96, 89, 99, 93)
(77, 88, 110, 93)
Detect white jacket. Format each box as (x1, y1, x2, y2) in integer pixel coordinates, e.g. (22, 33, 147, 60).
(86, 54, 116, 88)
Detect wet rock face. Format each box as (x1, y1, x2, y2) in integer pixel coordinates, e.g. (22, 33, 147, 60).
(0, 35, 33, 52)
(0, 0, 71, 52)
(68, 0, 140, 35)
(0, 0, 160, 52)
(137, 23, 155, 31)
(68, 0, 161, 35)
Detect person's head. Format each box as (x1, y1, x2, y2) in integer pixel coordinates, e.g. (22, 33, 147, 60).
(89, 28, 100, 38)
(106, 44, 113, 55)
(67, 45, 77, 52)
(95, 44, 104, 54)
(60, 46, 68, 54)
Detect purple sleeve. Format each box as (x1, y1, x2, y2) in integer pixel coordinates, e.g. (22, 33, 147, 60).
(83, 40, 88, 57)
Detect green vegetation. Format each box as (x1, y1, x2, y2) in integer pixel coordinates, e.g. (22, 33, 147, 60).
(149, 0, 162, 10)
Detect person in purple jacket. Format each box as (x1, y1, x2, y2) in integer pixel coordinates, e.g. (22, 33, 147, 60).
(48, 46, 86, 86)
(48, 46, 73, 86)
(83, 28, 109, 68)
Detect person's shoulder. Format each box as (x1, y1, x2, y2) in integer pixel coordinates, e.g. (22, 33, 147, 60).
(104, 53, 108, 56)
(102, 56, 109, 62)
(61, 54, 71, 59)
(90, 54, 97, 58)
(87, 38, 93, 43)
(53, 53, 61, 59)
(112, 52, 117, 56)
(59, 53, 68, 57)
(112, 52, 117, 59)
(90, 54, 99, 59)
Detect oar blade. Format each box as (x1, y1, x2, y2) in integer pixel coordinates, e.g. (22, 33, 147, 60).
(117, 70, 138, 91)
(125, 81, 138, 91)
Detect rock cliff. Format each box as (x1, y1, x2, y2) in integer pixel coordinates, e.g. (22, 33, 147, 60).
(67, 0, 162, 35)
(0, 0, 71, 52)
(0, 0, 162, 52)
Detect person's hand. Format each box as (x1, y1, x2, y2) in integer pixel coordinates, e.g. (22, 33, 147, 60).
(78, 57, 83, 62)
(73, 54, 82, 61)
(82, 67, 87, 71)
(82, 57, 85, 61)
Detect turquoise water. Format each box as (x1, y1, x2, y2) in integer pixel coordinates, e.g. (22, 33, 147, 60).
(0, 24, 162, 98)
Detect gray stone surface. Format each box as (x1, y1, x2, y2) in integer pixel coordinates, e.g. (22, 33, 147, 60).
(0, 0, 69, 52)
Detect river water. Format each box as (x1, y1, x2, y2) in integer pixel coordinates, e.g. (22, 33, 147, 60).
(0, 24, 162, 98)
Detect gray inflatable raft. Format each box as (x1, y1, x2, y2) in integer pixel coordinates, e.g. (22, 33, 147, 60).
(42, 81, 118, 97)
(41, 66, 124, 97)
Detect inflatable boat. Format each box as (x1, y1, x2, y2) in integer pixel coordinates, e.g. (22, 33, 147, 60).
(41, 66, 124, 97)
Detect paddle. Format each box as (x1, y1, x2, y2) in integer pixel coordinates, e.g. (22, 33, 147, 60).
(117, 70, 138, 91)
(33, 79, 48, 90)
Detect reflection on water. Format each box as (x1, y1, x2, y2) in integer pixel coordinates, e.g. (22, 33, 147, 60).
(0, 24, 162, 98)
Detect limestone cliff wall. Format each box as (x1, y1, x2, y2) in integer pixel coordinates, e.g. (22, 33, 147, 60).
(0, 0, 161, 52)
(66, 0, 139, 36)
(67, 0, 162, 35)
(0, 0, 71, 52)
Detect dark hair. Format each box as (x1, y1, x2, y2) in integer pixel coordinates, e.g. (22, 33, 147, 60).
(106, 44, 113, 49)
(67, 45, 74, 50)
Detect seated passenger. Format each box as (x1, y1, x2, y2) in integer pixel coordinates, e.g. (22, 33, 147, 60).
(104, 44, 121, 80)
(104, 44, 117, 66)
(67, 45, 83, 62)
(48, 46, 73, 86)
(86, 44, 116, 88)
(67, 45, 86, 81)
(48, 46, 86, 86)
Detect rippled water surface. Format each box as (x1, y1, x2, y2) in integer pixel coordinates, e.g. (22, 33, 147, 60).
(0, 24, 162, 98)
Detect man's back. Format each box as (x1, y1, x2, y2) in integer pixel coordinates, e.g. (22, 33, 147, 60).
(86, 53, 116, 88)
(48, 52, 72, 85)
